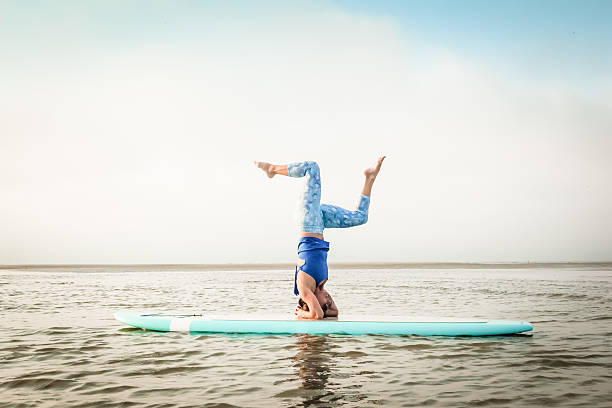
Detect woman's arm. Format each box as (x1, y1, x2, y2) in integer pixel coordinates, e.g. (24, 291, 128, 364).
(295, 287, 324, 320)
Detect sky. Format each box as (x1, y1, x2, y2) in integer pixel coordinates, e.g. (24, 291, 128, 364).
(1, 0, 611, 264)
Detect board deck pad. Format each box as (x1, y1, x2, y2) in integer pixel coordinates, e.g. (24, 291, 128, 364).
(114, 312, 533, 336)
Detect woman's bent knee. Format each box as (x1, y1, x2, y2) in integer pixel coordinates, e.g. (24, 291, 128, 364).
(304, 161, 319, 173)
(356, 212, 368, 226)
(288, 161, 319, 178)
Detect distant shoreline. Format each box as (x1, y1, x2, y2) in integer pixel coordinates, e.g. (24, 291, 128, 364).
(1, 262, 611, 272)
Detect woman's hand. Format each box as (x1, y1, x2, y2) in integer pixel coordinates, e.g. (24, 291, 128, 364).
(295, 305, 314, 320)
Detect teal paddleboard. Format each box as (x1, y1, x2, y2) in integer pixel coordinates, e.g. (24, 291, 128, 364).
(114, 312, 533, 336)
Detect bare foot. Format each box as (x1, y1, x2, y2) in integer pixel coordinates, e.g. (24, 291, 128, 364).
(254, 161, 276, 178)
(364, 156, 386, 179)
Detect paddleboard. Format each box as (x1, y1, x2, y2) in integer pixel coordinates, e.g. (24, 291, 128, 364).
(114, 312, 533, 336)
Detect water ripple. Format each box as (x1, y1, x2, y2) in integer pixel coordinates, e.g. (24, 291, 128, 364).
(1, 267, 610, 407)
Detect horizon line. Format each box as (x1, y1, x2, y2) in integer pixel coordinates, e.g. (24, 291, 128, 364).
(1, 261, 611, 271)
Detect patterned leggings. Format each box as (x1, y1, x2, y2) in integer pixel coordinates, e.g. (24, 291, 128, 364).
(287, 161, 370, 234)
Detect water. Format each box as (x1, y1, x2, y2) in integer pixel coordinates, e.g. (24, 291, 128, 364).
(1, 266, 611, 407)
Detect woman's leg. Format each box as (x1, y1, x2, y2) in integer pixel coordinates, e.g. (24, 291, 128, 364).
(361, 156, 386, 197)
(321, 197, 369, 228)
(254, 161, 288, 177)
(321, 156, 385, 229)
(287, 161, 324, 234)
(255, 160, 324, 234)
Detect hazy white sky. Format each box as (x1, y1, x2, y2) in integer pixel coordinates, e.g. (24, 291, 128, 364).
(1, 1, 611, 264)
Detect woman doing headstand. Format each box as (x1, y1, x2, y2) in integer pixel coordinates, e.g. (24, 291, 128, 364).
(254, 157, 385, 320)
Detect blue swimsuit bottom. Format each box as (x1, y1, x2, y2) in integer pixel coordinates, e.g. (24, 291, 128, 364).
(294, 237, 330, 296)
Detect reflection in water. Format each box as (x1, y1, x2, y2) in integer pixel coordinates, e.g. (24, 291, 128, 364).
(291, 335, 378, 407)
(292, 334, 370, 407)
(293, 334, 331, 392)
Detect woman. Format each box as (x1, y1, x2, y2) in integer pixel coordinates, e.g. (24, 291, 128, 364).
(255, 156, 385, 320)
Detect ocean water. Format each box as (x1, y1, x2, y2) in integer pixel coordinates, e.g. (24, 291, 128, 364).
(1, 266, 611, 407)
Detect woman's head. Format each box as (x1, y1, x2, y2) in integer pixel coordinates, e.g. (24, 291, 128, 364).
(315, 286, 332, 310)
(298, 285, 332, 315)
(298, 297, 328, 314)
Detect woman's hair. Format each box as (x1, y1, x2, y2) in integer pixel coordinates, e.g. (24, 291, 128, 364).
(298, 298, 327, 313)
(298, 297, 308, 311)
